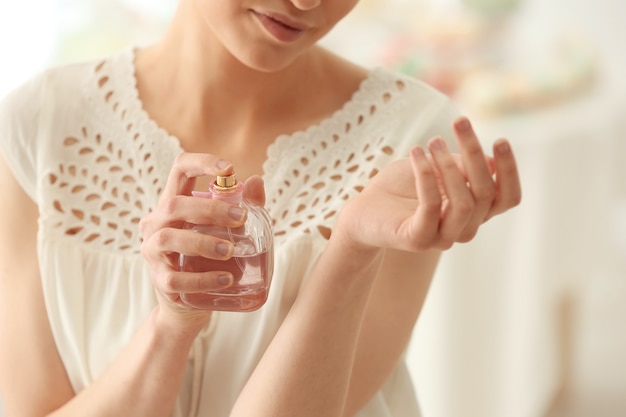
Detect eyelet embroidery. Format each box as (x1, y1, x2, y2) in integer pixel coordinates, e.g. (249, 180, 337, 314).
(46, 58, 168, 254)
(45, 50, 409, 252)
(265, 81, 407, 241)
(49, 124, 154, 253)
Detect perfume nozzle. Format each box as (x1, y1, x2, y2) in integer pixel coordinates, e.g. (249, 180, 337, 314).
(214, 174, 238, 191)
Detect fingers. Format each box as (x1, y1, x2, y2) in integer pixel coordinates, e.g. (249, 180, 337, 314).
(243, 175, 266, 207)
(452, 117, 497, 241)
(428, 137, 474, 245)
(163, 195, 246, 228)
(408, 147, 442, 249)
(140, 152, 271, 312)
(160, 153, 234, 201)
(488, 139, 522, 219)
(140, 152, 240, 305)
(152, 263, 234, 299)
(139, 195, 246, 239)
(143, 227, 236, 262)
(409, 116, 521, 249)
(142, 227, 236, 296)
(158, 269, 234, 295)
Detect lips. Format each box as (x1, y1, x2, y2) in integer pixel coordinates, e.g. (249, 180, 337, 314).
(251, 10, 308, 43)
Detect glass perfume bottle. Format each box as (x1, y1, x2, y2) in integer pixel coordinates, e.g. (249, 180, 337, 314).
(179, 173, 274, 312)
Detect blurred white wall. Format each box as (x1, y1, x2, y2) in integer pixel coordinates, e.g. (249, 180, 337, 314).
(0, 0, 59, 98)
(1, 1, 626, 416)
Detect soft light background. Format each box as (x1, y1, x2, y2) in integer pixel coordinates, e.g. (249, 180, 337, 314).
(1, 0, 625, 416)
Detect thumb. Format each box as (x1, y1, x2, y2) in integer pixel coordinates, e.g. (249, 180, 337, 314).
(243, 175, 266, 207)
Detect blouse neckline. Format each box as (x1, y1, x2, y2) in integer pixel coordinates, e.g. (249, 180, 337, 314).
(119, 47, 391, 179)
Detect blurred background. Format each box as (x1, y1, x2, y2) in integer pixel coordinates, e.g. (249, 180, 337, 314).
(1, 0, 625, 416)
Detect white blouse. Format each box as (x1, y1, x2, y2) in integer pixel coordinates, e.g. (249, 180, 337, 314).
(0, 48, 459, 417)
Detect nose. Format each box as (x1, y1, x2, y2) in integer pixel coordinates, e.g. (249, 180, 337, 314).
(290, 0, 321, 10)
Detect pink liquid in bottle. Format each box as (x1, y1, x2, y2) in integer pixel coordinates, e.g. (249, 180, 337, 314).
(179, 173, 274, 312)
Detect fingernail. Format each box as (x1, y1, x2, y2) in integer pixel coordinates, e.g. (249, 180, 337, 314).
(456, 117, 471, 131)
(228, 206, 245, 221)
(430, 138, 447, 152)
(216, 242, 231, 256)
(218, 274, 233, 286)
(412, 146, 426, 158)
(217, 159, 231, 170)
(495, 140, 510, 155)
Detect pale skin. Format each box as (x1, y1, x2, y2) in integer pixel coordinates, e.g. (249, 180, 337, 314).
(0, 0, 521, 416)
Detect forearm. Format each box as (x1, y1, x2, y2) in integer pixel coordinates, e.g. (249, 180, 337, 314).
(231, 234, 385, 417)
(48, 307, 202, 417)
(345, 249, 441, 415)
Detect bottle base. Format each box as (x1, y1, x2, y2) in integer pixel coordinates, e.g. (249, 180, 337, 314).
(181, 288, 269, 312)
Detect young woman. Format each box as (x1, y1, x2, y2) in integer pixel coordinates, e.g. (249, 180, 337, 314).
(0, 0, 521, 416)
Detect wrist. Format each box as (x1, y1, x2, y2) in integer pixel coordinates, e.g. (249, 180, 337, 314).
(327, 224, 386, 275)
(150, 305, 211, 345)
(333, 210, 384, 259)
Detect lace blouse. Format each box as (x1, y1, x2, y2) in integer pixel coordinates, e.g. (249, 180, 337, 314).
(0, 48, 459, 417)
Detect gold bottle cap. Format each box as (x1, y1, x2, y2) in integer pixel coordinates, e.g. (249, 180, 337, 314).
(214, 173, 238, 191)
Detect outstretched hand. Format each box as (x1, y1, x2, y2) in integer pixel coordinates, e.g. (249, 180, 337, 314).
(336, 117, 521, 253)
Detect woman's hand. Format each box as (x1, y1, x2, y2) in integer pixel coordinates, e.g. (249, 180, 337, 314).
(336, 116, 521, 253)
(138, 153, 265, 328)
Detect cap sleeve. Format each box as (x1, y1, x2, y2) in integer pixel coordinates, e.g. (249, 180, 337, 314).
(0, 73, 45, 203)
(386, 72, 461, 157)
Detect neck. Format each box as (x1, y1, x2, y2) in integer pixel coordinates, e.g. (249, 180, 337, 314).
(132, 0, 366, 151)
(140, 2, 324, 116)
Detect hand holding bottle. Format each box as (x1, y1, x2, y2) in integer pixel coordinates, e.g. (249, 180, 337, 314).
(334, 117, 521, 255)
(179, 172, 274, 312)
(139, 153, 268, 327)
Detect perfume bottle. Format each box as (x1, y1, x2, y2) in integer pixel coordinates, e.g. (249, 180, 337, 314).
(179, 173, 274, 312)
